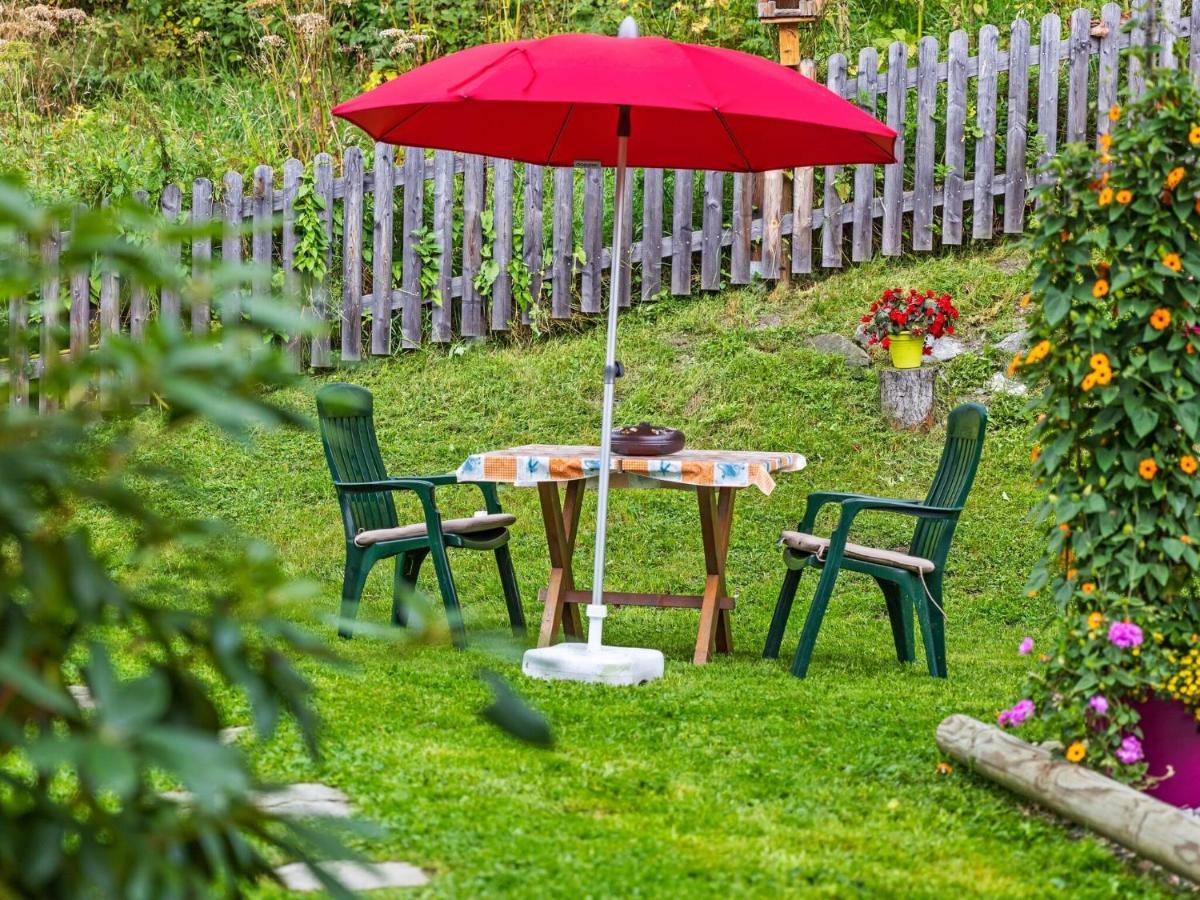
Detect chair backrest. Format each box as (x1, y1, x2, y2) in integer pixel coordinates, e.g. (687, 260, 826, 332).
(909, 403, 988, 568)
(316, 383, 398, 535)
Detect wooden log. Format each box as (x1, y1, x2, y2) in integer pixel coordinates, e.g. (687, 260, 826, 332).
(582, 163, 603, 313)
(700, 170, 723, 290)
(523, 163, 545, 322)
(1066, 9, 1090, 145)
(882, 43, 907, 257)
(851, 46, 878, 262)
(972, 25, 998, 241)
(401, 148, 425, 347)
(912, 37, 938, 252)
(1003, 18, 1030, 234)
(341, 147, 364, 362)
(1097, 4, 1121, 148)
(221, 171, 243, 325)
(310, 153, 334, 367)
(936, 715, 1200, 884)
(879, 365, 936, 430)
(551, 166, 573, 318)
(943, 30, 968, 245)
(370, 142, 394, 355)
(731, 172, 752, 284)
(641, 167, 663, 300)
(431, 151, 455, 342)
(491, 156, 514, 330)
(792, 60, 817, 274)
(190, 178, 212, 334)
(160, 185, 182, 331)
(822, 53, 847, 267)
(280, 159, 302, 366)
(671, 168, 694, 293)
(461, 154, 486, 337)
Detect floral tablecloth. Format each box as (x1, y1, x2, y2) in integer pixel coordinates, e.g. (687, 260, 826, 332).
(456, 445, 806, 495)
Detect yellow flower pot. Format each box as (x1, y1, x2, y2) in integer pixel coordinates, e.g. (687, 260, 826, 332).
(889, 332, 925, 369)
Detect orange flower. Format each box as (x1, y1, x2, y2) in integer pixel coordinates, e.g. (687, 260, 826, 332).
(935, 761, 953, 776)
(1150, 307, 1172, 329)
(1082, 582, 1097, 594)
(1059, 523, 1071, 534)
(1109, 104, 1121, 121)
(1092, 279, 1109, 298)
(1095, 367, 1112, 386)
(1031, 444, 1041, 463)
(1025, 340, 1051, 364)
(1098, 187, 1114, 206)
(1167, 167, 1187, 189)
(1195, 197, 1200, 215)
(1066, 742, 1087, 763)
(1082, 372, 1098, 391)
(1089, 352, 1109, 370)
(1139, 458, 1159, 480)
(1191, 125, 1200, 145)
(1019, 292, 1032, 308)
(1066, 568, 1078, 580)
(1182, 455, 1198, 475)
(1116, 189, 1133, 204)
(1099, 133, 1113, 151)
(1162, 253, 1183, 273)
(1008, 353, 1022, 376)
(1088, 611, 1104, 630)
(1183, 535, 1194, 545)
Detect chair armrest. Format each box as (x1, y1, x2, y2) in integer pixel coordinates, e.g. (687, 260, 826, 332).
(798, 491, 922, 532)
(333, 479, 444, 541)
(413, 473, 503, 514)
(816, 499, 962, 570)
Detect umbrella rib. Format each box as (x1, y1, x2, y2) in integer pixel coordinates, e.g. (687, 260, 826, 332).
(376, 103, 430, 147)
(713, 109, 753, 172)
(544, 103, 575, 166)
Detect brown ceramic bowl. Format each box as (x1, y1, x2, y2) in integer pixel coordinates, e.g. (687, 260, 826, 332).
(611, 422, 685, 456)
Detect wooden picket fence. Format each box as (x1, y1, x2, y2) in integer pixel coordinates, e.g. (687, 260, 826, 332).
(10, 2, 1200, 405)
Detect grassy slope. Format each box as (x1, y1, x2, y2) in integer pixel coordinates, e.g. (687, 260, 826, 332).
(102, 246, 1183, 898)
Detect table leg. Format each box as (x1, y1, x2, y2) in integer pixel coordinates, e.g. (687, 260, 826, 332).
(537, 480, 585, 647)
(694, 486, 737, 664)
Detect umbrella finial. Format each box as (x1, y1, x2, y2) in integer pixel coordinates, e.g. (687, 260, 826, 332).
(618, 16, 639, 38)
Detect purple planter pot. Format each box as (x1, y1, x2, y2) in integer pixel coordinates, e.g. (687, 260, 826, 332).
(1137, 697, 1200, 809)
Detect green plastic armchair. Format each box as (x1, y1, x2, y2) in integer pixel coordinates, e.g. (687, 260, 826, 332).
(763, 403, 987, 678)
(316, 383, 525, 646)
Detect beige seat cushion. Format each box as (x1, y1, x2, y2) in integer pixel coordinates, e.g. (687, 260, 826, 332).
(355, 513, 516, 547)
(780, 530, 935, 574)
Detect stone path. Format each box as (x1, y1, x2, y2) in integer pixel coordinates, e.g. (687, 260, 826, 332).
(253, 783, 354, 818)
(274, 861, 429, 891)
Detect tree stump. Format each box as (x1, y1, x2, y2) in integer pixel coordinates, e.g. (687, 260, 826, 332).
(880, 366, 936, 430)
(937, 715, 1200, 883)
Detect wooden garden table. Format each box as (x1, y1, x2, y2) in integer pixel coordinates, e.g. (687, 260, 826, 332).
(456, 445, 805, 664)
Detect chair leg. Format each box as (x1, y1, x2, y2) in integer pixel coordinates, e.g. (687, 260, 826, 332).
(927, 582, 947, 678)
(790, 565, 840, 678)
(392, 549, 427, 628)
(911, 584, 943, 678)
(763, 566, 803, 659)
(338, 552, 370, 640)
(494, 543, 526, 638)
(876, 577, 915, 663)
(428, 540, 467, 649)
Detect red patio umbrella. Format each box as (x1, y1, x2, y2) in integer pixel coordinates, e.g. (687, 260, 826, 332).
(333, 19, 895, 681)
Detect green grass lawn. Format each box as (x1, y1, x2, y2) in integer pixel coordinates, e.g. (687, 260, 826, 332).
(95, 247, 1187, 897)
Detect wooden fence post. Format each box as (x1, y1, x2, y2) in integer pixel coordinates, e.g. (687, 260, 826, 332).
(972, 25, 999, 241)
(881, 43, 907, 257)
(191, 177, 212, 334)
(943, 30, 968, 244)
(1003, 18, 1030, 234)
(221, 172, 243, 325)
(641, 168, 663, 300)
(371, 142, 394, 355)
(341, 147, 364, 362)
(402, 148, 426, 347)
(38, 230, 59, 413)
(461, 154, 486, 337)
(551, 166, 573, 319)
(912, 37, 938, 252)
(523, 163, 545, 320)
(431, 151, 455, 342)
(792, 58, 818, 274)
(700, 171, 723, 289)
(310, 153, 334, 368)
(281, 158, 303, 367)
(672, 169, 694, 292)
(491, 156, 514, 331)
(822, 53, 847, 267)
(851, 46, 879, 262)
(581, 164, 603, 313)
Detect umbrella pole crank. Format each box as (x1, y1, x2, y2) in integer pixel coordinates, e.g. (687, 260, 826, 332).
(586, 106, 631, 652)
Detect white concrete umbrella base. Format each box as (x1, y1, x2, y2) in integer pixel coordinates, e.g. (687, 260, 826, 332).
(522, 642, 664, 686)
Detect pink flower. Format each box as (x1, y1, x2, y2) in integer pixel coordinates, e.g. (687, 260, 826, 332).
(1116, 734, 1144, 765)
(1019, 637, 1034, 656)
(998, 698, 1036, 728)
(1107, 621, 1144, 649)
(1088, 695, 1109, 716)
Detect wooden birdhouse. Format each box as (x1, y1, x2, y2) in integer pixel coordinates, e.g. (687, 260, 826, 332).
(757, 0, 830, 67)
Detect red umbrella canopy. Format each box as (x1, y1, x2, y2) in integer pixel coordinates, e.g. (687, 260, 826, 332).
(333, 32, 895, 172)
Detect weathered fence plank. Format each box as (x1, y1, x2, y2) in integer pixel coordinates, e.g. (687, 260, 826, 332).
(913, 37, 938, 252)
(1097, 4, 1121, 147)
(402, 148, 426, 347)
(160, 185, 182, 330)
(642, 168, 663, 300)
(852, 46, 879, 261)
(1066, 9, 1091, 145)
(1130, 0, 1149, 98)
(1191, 0, 1200, 85)
(281, 159, 302, 366)
(582, 164, 603, 313)
(38, 231, 59, 412)
(731, 172, 752, 284)
(462, 154, 486, 337)
(972, 25, 999, 240)
(1160, 0, 1181, 70)
(761, 169, 783, 278)
(432, 151, 455, 342)
(491, 157, 514, 330)
(672, 169, 694, 293)
(793, 59, 818, 273)
(130, 191, 150, 345)
(190, 178, 212, 334)
(1004, 18, 1030, 234)
(1037, 13, 1062, 178)
(551, 166, 573, 319)
(701, 171, 723, 289)
(341, 147, 364, 362)
(251, 165, 273, 316)
(69, 221, 89, 363)
(221, 171, 243, 325)
(371, 143, 394, 355)
(523, 164, 545, 321)
(310, 153, 334, 367)
(822, 53, 848, 267)
(943, 29, 968, 244)
(882, 43, 908, 257)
